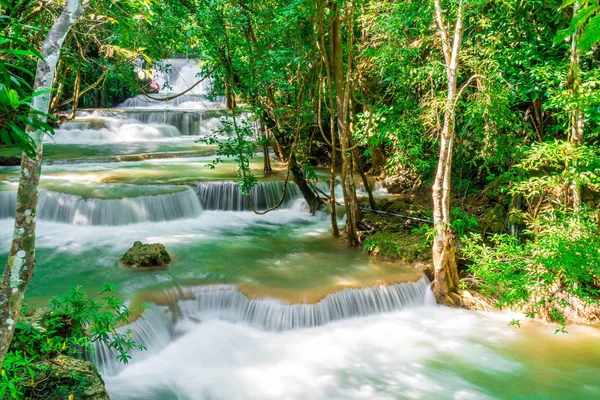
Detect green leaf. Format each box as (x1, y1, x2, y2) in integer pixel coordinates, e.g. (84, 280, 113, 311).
(578, 13, 600, 51)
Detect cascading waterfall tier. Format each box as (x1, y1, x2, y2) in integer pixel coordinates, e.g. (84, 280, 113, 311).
(153, 59, 211, 96)
(34, 187, 202, 226)
(197, 180, 304, 211)
(84, 109, 240, 137)
(51, 116, 181, 143)
(0, 191, 17, 219)
(119, 94, 221, 110)
(175, 276, 432, 331)
(95, 304, 173, 377)
(94, 277, 432, 376)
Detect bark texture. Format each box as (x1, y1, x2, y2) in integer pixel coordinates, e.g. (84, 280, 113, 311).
(0, 0, 83, 366)
(331, 1, 359, 245)
(431, 0, 463, 306)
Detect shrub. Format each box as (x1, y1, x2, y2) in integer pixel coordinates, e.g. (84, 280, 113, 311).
(0, 284, 144, 399)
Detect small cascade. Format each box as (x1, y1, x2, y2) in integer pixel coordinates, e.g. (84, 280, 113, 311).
(119, 94, 221, 110)
(95, 278, 431, 377)
(110, 111, 221, 136)
(154, 59, 211, 96)
(94, 304, 174, 376)
(175, 277, 431, 331)
(36, 187, 202, 226)
(0, 191, 17, 219)
(52, 116, 180, 143)
(197, 180, 303, 211)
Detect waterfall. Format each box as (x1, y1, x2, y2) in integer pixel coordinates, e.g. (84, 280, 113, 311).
(95, 277, 432, 377)
(36, 187, 202, 226)
(175, 277, 431, 331)
(154, 59, 211, 96)
(106, 110, 223, 136)
(119, 94, 221, 110)
(52, 116, 181, 143)
(197, 180, 304, 211)
(94, 304, 173, 376)
(0, 191, 17, 219)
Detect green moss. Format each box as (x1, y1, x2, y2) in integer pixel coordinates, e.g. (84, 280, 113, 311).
(121, 241, 171, 269)
(22, 236, 35, 253)
(363, 231, 431, 263)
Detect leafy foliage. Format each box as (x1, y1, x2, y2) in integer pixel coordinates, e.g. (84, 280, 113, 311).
(199, 116, 259, 194)
(0, 285, 145, 399)
(464, 141, 600, 326)
(0, 16, 54, 155)
(463, 209, 600, 327)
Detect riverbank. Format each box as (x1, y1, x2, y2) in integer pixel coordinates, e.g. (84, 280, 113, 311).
(357, 184, 600, 327)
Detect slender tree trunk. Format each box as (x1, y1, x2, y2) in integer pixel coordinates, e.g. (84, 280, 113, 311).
(569, 2, 584, 146)
(331, 1, 359, 245)
(316, 0, 340, 236)
(568, 2, 584, 209)
(0, 0, 83, 366)
(431, 0, 463, 306)
(289, 152, 319, 213)
(261, 124, 273, 174)
(352, 146, 376, 210)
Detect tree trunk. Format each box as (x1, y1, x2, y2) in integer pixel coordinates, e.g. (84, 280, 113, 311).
(262, 124, 273, 174)
(290, 152, 319, 213)
(331, 1, 359, 245)
(569, 2, 584, 146)
(0, 0, 83, 366)
(568, 2, 584, 209)
(431, 0, 463, 306)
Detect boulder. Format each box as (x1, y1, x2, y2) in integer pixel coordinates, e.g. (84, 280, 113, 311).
(480, 202, 507, 233)
(46, 356, 111, 400)
(383, 171, 422, 194)
(121, 241, 171, 270)
(0, 155, 20, 166)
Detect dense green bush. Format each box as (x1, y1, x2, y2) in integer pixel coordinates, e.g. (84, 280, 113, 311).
(0, 284, 144, 399)
(463, 210, 600, 328)
(463, 141, 600, 328)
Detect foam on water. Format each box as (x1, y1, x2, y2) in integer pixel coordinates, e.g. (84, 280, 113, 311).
(197, 180, 303, 211)
(0, 191, 16, 219)
(95, 278, 432, 376)
(0, 207, 321, 254)
(103, 305, 600, 400)
(51, 117, 181, 143)
(36, 187, 202, 226)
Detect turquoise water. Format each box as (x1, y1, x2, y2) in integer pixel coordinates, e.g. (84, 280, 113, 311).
(1, 84, 599, 399)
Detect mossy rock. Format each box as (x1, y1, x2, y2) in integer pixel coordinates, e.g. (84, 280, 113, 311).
(0, 155, 20, 166)
(26, 356, 111, 400)
(364, 231, 431, 263)
(479, 202, 507, 233)
(121, 241, 171, 270)
(484, 177, 511, 205)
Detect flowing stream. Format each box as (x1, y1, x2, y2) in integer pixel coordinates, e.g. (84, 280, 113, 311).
(0, 59, 599, 399)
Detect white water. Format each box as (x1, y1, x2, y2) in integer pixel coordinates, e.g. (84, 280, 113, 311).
(36, 187, 202, 225)
(0, 191, 16, 218)
(0, 207, 324, 254)
(154, 59, 211, 96)
(51, 116, 181, 143)
(95, 278, 432, 376)
(104, 305, 600, 400)
(197, 180, 303, 211)
(97, 110, 223, 136)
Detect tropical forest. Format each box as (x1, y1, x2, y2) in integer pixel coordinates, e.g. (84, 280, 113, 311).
(0, 0, 600, 398)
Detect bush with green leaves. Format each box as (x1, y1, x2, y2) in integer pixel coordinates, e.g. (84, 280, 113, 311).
(0, 16, 53, 155)
(0, 284, 145, 399)
(463, 141, 600, 327)
(199, 115, 259, 194)
(463, 209, 600, 328)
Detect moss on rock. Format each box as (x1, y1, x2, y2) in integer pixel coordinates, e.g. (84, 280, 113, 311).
(121, 241, 171, 270)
